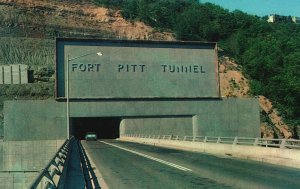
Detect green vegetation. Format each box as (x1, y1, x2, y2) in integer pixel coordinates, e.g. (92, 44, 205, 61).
(92, 0, 300, 127)
(0, 37, 55, 69)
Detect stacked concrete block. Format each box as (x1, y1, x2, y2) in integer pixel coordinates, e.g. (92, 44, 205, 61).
(0, 64, 28, 84)
(0, 66, 3, 84)
(3, 65, 11, 84)
(20, 64, 28, 84)
(12, 64, 20, 84)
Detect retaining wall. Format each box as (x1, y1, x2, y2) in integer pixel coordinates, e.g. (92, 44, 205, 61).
(0, 140, 64, 188)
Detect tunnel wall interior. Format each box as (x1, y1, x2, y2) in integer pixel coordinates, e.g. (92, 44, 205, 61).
(3, 98, 260, 141)
(71, 117, 121, 140)
(120, 117, 193, 136)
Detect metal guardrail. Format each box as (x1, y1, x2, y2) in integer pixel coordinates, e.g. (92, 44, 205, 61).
(122, 134, 300, 149)
(78, 142, 101, 189)
(29, 137, 75, 189)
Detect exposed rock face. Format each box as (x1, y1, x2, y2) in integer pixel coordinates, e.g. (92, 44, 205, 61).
(259, 96, 292, 139)
(219, 56, 249, 98)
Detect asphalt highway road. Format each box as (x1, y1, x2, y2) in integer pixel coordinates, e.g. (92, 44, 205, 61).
(82, 140, 300, 189)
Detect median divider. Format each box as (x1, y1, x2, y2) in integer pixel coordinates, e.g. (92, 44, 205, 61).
(119, 135, 300, 169)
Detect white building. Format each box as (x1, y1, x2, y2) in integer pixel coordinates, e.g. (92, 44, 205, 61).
(268, 14, 300, 24)
(292, 16, 300, 24)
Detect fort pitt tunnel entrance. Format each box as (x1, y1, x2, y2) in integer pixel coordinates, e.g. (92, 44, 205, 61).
(70, 117, 121, 140)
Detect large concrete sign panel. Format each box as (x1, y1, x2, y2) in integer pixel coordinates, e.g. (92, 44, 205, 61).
(56, 39, 219, 99)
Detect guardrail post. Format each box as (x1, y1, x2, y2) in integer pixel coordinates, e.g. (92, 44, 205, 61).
(254, 138, 259, 146)
(217, 137, 221, 143)
(204, 136, 207, 143)
(169, 135, 172, 140)
(280, 139, 287, 149)
(43, 167, 57, 188)
(233, 137, 238, 145)
(183, 136, 187, 141)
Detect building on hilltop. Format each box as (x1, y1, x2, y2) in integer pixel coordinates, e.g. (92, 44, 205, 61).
(292, 16, 300, 24)
(268, 14, 300, 24)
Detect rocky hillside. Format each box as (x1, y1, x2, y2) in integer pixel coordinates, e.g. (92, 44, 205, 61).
(219, 57, 293, 138)
(0, 0, 173, 40)
(0, 0, 294, 138)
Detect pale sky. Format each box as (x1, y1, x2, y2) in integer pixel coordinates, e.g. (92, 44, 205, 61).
(200, 0, 300, 17)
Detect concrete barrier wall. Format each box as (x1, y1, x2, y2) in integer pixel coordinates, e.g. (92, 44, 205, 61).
(120, 137, 300, 169)
(1, 140, 64, 171)
(4, 100, 66, 141)
(0, 172, 37, 189)
(4, 98, 260, 141)
(0, 140, 64, 188)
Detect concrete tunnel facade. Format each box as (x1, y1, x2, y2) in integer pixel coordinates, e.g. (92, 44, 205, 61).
(3, 39, 260, 141)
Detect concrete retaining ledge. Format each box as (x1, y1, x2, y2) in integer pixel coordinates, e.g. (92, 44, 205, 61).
(119, 137, 300, 169)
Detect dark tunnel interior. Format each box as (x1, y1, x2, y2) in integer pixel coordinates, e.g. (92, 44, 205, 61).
(71, 117, 121, 140)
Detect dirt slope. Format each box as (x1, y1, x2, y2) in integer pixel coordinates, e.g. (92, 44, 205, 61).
(1, 0, 174, 40)
(219, 56, 249, 98)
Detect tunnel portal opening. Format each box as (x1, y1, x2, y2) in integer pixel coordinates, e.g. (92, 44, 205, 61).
(71, 117, 121, 140)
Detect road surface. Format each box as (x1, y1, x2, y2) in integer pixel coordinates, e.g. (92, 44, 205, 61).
(82, 140, 300, 189)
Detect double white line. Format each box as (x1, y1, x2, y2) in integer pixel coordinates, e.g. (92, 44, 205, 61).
(100, 141, 192, 172)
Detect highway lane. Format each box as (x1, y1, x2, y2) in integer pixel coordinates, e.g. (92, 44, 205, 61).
(82, 140, 300, 189)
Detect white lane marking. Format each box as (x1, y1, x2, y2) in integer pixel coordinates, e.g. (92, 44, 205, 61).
(100, 141, 192, 172)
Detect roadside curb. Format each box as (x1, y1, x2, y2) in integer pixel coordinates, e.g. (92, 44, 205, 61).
(81, 141, 110, 189)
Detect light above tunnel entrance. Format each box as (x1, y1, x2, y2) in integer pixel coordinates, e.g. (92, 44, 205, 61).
(71, 117, 121, 140)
